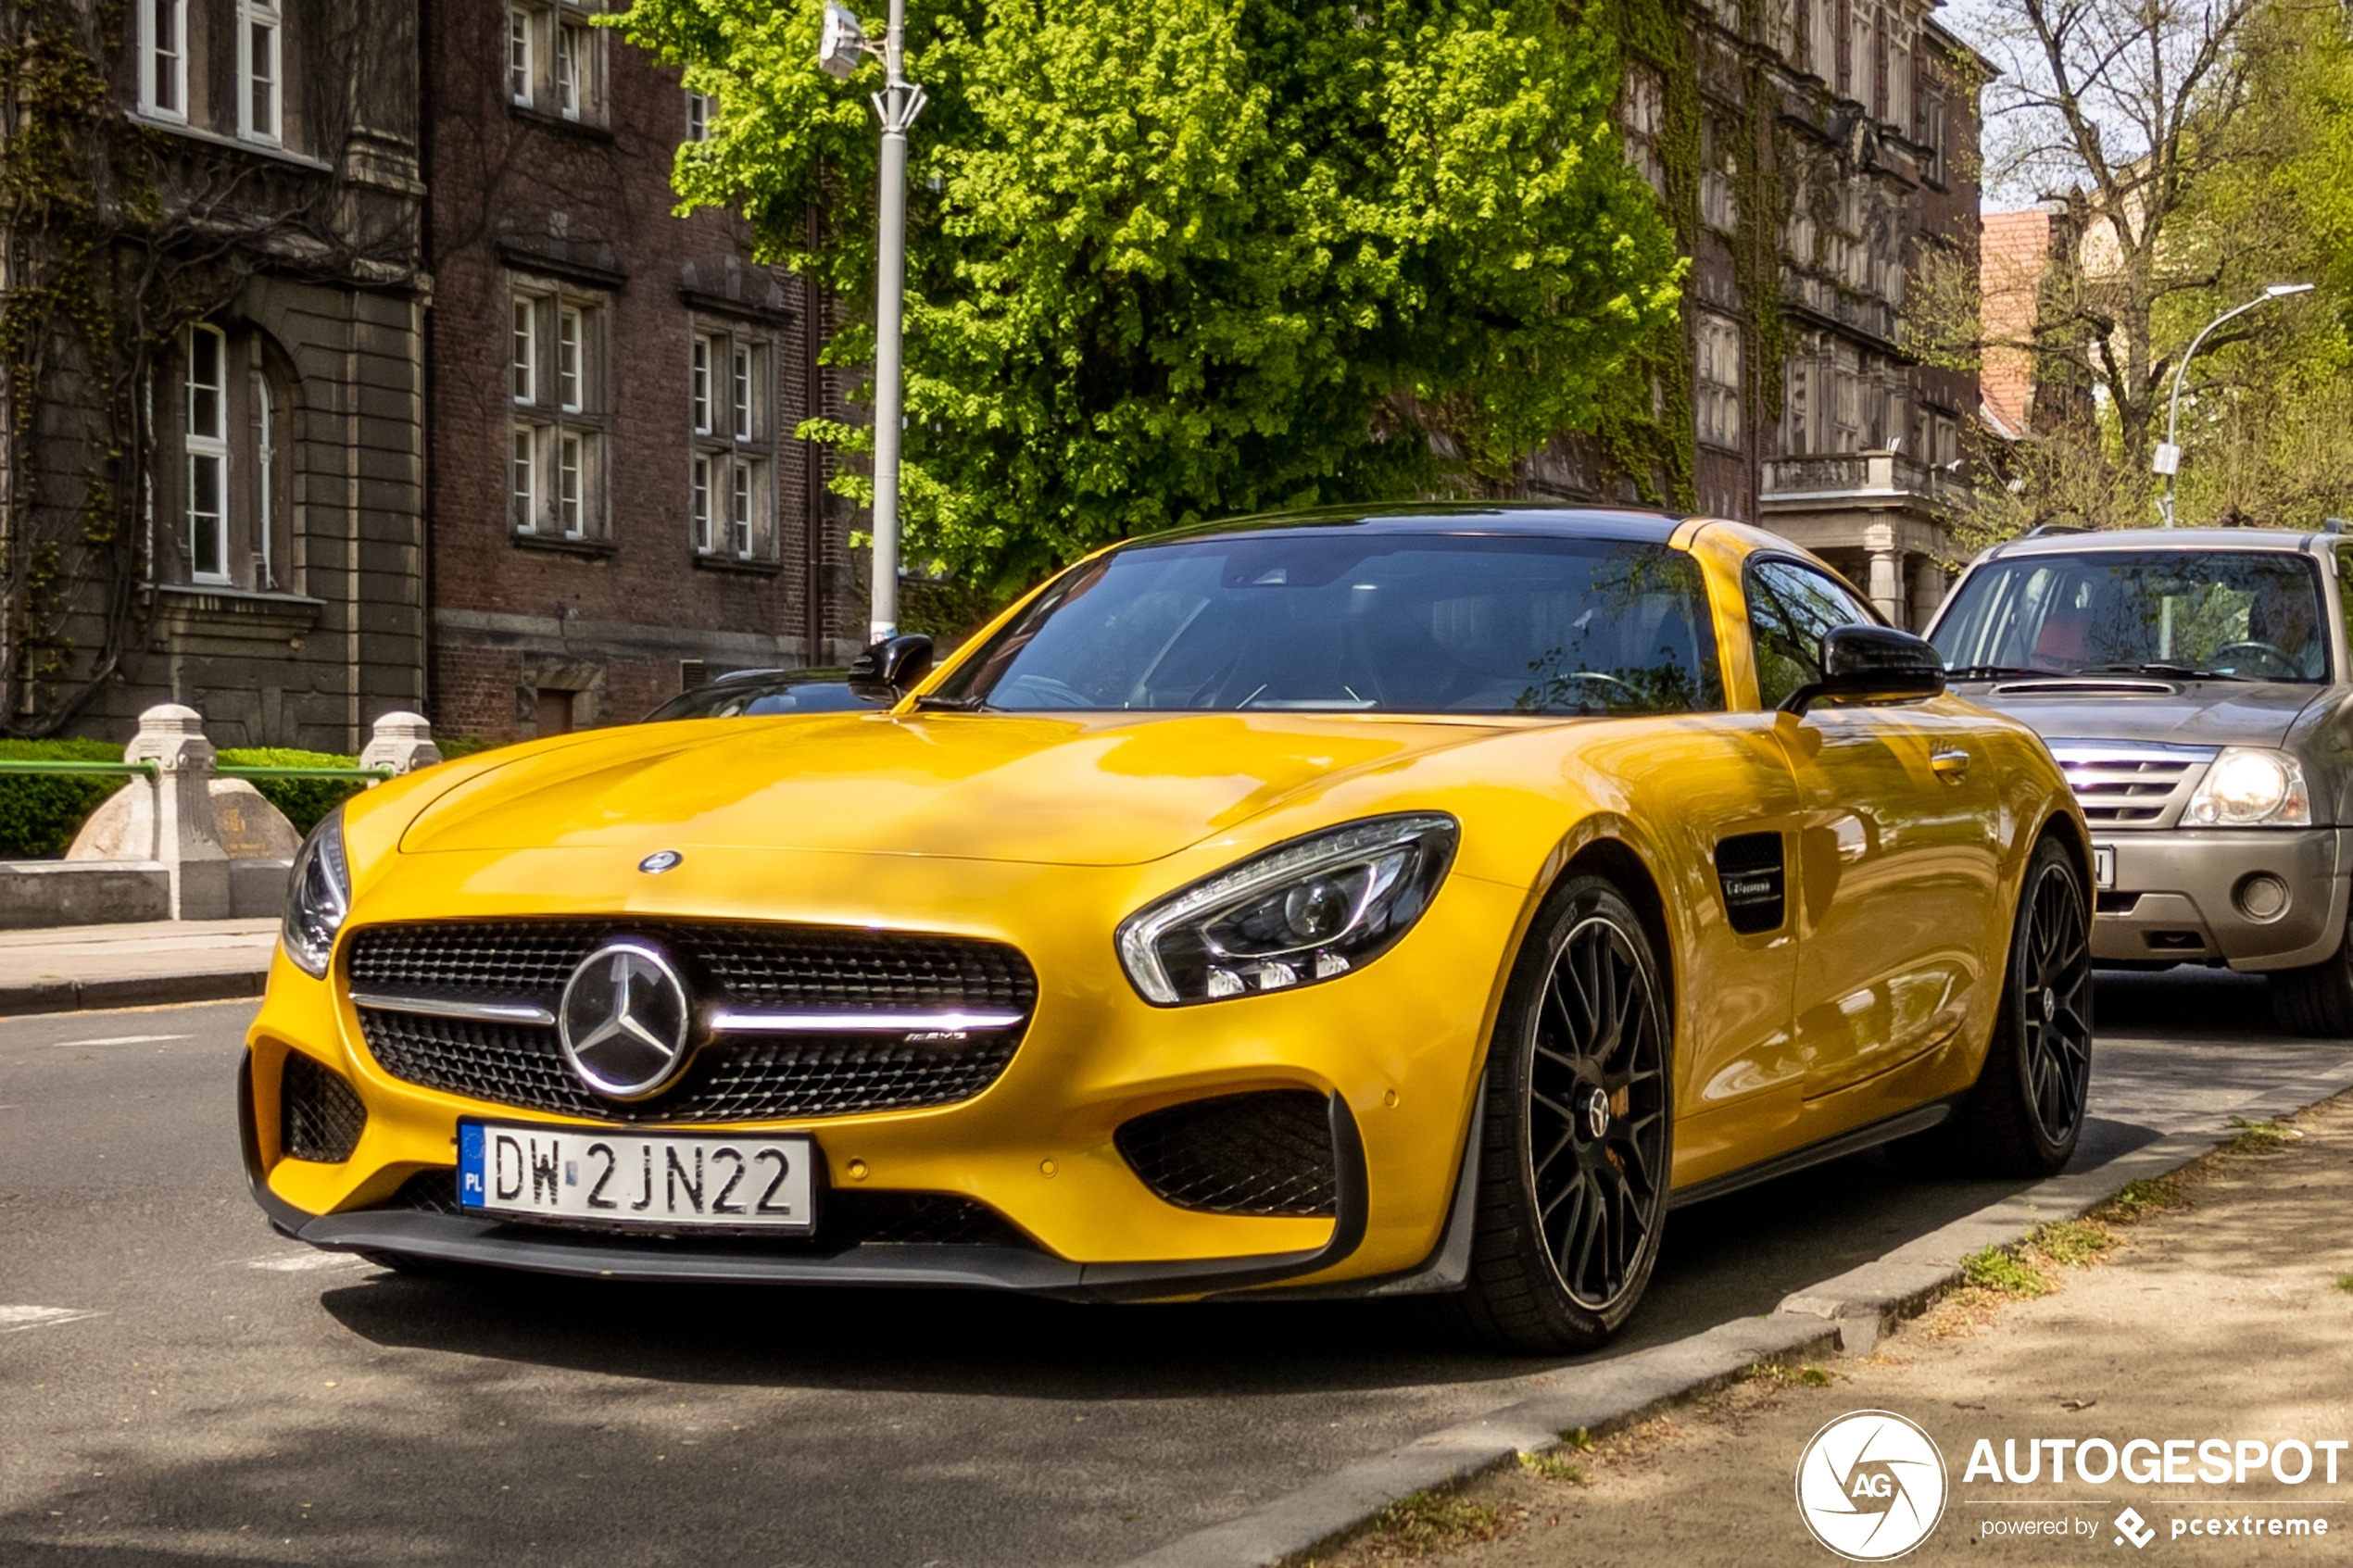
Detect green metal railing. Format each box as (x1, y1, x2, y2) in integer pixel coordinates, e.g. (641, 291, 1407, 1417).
(0, 760, 391, 783)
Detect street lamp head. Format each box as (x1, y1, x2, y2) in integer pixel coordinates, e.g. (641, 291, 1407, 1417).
(818, 3, 869, 79)
(2265, 282, 2316, 297)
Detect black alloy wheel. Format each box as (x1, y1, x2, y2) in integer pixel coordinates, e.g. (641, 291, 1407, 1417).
(1897, 834, 2092, 1177)
(1447, 875, 1673, 1352)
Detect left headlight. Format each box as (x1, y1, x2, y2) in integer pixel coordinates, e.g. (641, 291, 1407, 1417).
(2185, 747, 2312, 827)
(283, 806, 351, 978)
(1116, 813, 1459, 1006)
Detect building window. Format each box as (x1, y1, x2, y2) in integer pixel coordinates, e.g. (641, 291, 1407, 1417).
(557, 21, 585, 118)
(690, 336, 713, 433)
(559, 305, 584, 412)
(685, 91, 713, 143)
(1810, 0, 1836, 81)
(510, 279, 609, 539)
(1847, 0, 1873, 107)
(688, 320, 778, 561)
(253, 371, 276, 587)
(1618, 65, 1665, 194)
(512, 299, 536, 404)
(1921, 87, 1947, 183)
(239, 0, 282, 143)
(691, 455, 714, 552)
(1695, 312, 1743, 452)
(1887, 24, 1912, 132)
(509, 7, 534, 106)
(185, 325, 229, 583)
(141, 0, 187, 120)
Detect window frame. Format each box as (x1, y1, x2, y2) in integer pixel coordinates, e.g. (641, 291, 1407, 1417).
(509, 277, 611, 542)
(508, 6, 535, 107)
(141, 0, 189, 122)
(183, 323, 232, 585)
(556, 19, 585, 119)
(685, 91, 713, 143)
(687, 318, 780, 563)
(237, 0, 283, 144)
(1743, 554, 1881, 709)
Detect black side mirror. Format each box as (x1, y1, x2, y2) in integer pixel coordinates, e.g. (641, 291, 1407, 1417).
(846, 633, 935, 702)
(1781, 624, 1946, 715)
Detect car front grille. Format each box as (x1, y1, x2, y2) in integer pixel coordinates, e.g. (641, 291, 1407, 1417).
(1115, 1090, 1338, 1217)
(2047, 742, 2215, 828)
(372, 1168, 1028, 1248)
(346, 920, 1035, 1123)
(281, 1050, 368, 1162)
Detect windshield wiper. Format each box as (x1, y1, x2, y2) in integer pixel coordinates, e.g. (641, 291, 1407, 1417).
(2083, 662, 2252, 682)
(912, 693, 989, 711)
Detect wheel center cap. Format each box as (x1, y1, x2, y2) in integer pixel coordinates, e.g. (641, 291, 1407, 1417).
(2041, 985, 2057, 1022)
(1580, 1085, 1610, 1142)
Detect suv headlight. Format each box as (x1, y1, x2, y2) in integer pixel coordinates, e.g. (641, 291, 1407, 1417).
(1116, 814, 1458, 1005)
(283, 807, 351, 978)
(2185, 747, 2312, 826)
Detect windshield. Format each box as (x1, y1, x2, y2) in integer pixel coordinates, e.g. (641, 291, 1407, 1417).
(1931, 549, 2330, 684)
(928, 533, 1723, 716)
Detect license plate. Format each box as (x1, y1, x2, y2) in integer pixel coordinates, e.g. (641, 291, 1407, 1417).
(459, 1123, 815, 1233)
(2093, 845, 2116, 890)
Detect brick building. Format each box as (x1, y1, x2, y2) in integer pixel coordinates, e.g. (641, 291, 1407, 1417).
(420, 0, 858, 742)
(1530, 1, 1990, 630)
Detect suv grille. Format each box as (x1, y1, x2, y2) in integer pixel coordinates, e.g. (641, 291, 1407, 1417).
(1115, 1091, 1338, 1217)
(2047, 743, 2214, 828)
(346, 920, 1035, 1123)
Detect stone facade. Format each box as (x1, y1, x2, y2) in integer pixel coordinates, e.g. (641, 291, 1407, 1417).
(1, 1, 429, 751)
(1528, 3, 1988, 630)
(419, 0, 858, 743)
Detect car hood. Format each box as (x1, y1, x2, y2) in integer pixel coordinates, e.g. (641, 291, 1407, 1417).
(1951, 678, 2322, 750)
(396, 710, 1510, 866)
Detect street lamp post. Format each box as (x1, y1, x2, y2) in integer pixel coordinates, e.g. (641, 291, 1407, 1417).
(820, 2, 926, 642)
(2154, 282, 2314, 527)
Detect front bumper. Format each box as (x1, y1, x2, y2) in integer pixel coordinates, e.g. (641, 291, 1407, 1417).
(2089, 827, 2352, 971)
(239, 845, 1525, 1298)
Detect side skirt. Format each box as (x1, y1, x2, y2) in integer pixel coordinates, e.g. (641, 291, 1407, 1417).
(1664, 1094, 1963, 1211)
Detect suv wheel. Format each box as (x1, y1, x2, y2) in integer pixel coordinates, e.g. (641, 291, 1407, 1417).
(2271, 921, 2353, 1036)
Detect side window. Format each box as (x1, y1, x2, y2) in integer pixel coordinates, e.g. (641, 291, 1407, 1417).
(2334, 548, 2353, 678)
(1746, 558, 1875, 709)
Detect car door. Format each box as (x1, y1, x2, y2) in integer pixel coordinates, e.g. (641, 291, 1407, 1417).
(1746, 557, 2007, 1113)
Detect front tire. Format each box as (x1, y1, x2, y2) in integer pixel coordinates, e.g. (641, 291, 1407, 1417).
(1903, 835, 2092, 1177)
(1444, 876, 1672, 1353)
(2269, 920, 2353, 1036)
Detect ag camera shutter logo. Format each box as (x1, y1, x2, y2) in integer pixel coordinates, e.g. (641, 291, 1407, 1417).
(1795, 1410, 1948, 1561)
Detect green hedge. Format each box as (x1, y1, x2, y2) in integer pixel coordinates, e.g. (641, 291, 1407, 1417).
(0, 739, 396, 858)
(216, 747, 367, 836)
(0, 739, 131, 858)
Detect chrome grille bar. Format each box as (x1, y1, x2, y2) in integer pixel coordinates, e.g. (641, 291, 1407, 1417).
(350, 993, 557, 1027)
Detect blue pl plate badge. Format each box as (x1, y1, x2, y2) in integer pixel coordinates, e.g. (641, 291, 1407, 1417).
(459, 1123, 486, 1208)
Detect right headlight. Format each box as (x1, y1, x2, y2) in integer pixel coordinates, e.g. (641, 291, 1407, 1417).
(1116, 813, 1459, 1005)
(282, 806, 351, 978)
(2185, 747, 2312, 827)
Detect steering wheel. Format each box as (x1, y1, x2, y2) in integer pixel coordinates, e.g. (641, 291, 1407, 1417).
(2210, 640, 2297, 678)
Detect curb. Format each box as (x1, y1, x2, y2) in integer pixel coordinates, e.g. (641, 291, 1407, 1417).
(0, 968, 267, 1018)
(1117, 1062, 2353, 1568)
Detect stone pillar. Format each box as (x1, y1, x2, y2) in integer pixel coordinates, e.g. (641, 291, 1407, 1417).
(121, 704, 232, 921)
(1863, 523, 1904, 627)
(359, 710, 442, 775)
(1909, 559, 1947, 633)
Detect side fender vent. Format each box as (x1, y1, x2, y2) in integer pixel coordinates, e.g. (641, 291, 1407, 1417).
(281, 1051, 368, 1163)
(1715, 831, 1787, 935)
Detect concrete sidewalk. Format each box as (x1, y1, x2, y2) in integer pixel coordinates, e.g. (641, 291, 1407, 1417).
(0, 918, 276, 1015)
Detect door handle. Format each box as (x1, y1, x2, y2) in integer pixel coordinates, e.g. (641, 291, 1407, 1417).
(1931, 747, 1970, 782)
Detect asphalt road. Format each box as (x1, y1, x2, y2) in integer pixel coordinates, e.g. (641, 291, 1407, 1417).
(2, 969, 2342, 1568)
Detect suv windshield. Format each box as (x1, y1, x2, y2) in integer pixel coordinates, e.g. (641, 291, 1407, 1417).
(1931, 549, 2330, 684)
(925, 533, 1723, 716)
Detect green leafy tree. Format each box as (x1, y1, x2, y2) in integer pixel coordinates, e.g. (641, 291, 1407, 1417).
(617, 0, 1683, 592)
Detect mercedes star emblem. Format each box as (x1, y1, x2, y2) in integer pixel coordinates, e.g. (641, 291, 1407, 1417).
(639, 849, 684, 874)
(558, 939, 694, 1100)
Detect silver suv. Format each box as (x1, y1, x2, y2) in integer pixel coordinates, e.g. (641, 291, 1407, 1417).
(1927, 526, 2353, 1034)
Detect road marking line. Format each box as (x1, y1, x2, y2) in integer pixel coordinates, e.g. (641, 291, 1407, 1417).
(0, 1305, 107, 1333)
(48, 1034, 192, 1048)
(238, 1251, 368, 1273)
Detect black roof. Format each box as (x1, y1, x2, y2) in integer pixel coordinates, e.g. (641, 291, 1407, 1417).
(1126, 502, 1687, 550)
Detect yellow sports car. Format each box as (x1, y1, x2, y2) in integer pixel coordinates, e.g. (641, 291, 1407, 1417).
(242, 507, 2092, 1350)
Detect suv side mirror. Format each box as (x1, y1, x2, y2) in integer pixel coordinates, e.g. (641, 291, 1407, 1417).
(847, 633, 935, 702)
(1781, 624, 1946, 715)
